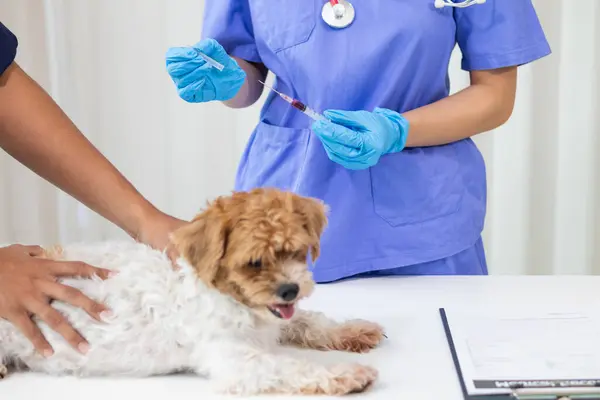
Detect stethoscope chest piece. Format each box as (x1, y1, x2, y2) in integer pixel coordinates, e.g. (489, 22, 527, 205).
(322, 0, 355, 29)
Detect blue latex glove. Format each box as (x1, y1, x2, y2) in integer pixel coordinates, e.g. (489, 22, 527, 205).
(311, 108, 410, 170)
(165, 38, 246, 103)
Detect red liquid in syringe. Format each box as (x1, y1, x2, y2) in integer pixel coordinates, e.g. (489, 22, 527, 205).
(257, 80, 324, 121)
(291, 99, 307, 112)
(290, 98, 324, 121)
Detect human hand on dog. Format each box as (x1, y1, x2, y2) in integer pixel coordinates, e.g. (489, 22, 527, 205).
(133, 211, 188, 266)
(0, 244, 113, 357)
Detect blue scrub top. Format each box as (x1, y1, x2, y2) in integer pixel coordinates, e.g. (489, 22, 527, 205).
(0, 22, 18, 75)
(202, 0, 551, 282)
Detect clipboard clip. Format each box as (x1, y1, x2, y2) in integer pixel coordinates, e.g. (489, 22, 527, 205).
(509, 382, 600, 400)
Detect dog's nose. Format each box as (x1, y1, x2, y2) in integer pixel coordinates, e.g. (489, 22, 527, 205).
(276, 283, 299, 302)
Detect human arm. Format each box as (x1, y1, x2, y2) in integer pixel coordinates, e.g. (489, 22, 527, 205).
(317, 66, 518, 150)
(0, 21, 185, 355)
(165, 39, 267, 108)
(0, 62, 186, 246)
(166, 0, 267, 109)
(403, 0, 551, 147)
(310, 67, 518, 169)
(313, 66, 517, 169)
(311, 0, 550, 169)
(402, 66, 517, 147)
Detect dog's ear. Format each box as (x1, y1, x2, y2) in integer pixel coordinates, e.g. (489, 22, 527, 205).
(170, 207, 228, 285)
(295, 196, 328, 262)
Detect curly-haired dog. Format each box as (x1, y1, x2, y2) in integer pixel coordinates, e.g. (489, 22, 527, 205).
(0, 188, 384, 395)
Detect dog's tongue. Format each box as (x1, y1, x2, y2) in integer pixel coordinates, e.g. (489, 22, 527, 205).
(275, 304, 295, 319)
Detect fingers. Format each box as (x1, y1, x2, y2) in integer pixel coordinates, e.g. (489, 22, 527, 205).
(36, 280, 108, 322)
(323, 110, 371, 129)
(26, 297, 89, 354)
(312, 119, 363, 149)
(21, 245, 45, 257)
(7, 244, 45, 257)
(166, 56, 207, 78)
(193, 38, 219, 53)
(193, 38, 230, 63)
(319, 136, 374, 170)
(165, 245, 181, 271)
(45, 260, 114, 280)
(176, 65, 213, 88)
(320, 135, 363, 158)
(165, 46, 199, 63)
(179, 79, 214, 103)
(317, 128, 357, 157)
(10, 312, 54, 357)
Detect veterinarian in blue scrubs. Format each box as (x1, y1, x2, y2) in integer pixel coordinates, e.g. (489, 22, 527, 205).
(165, 0, 551, 282)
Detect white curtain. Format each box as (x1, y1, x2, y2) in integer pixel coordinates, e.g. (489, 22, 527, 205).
(1, 0, 598, 274)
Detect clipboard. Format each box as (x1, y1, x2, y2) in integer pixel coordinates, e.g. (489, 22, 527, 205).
(439, 308, 600, 400)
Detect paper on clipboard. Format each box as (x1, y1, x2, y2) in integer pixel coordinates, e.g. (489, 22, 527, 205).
(443, 309, 600, 397)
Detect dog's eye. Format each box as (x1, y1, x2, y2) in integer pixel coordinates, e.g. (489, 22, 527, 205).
(249, 259, 262, 268)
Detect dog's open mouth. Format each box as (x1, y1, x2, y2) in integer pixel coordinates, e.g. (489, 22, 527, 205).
(267, 303, 296, 319)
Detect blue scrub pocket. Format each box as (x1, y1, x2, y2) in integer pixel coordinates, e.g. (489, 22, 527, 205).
(236, 121, 310, 192)
(250, 0, 316, 53)
(370, 144, 464, 227)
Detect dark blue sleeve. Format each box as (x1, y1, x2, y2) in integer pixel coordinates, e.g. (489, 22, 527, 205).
(0, 21, 18, 75)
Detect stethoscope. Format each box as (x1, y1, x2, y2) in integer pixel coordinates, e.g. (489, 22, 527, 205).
(321, 0, 485, 29)
(321, 0, 355, 29)
(434, 0, 486, 8)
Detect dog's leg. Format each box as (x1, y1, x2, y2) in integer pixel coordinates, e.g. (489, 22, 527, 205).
(207, 344, 377, 396)
(280, 310, 385, 353)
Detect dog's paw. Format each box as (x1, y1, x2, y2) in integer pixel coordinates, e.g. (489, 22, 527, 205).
(221, 364, 377, 396)
(325, 363, 378, 395)
(0, 364, 7, 380)
(331, 320, 385, 353)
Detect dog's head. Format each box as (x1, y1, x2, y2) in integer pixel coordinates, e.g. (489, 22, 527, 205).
(171, 188, 328, 321)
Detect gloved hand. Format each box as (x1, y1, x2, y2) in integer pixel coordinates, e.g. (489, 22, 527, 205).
(311, 108, 410, 170)
(165, 38, 246, 103)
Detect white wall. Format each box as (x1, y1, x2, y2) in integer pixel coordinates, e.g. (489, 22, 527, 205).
(1, 0, 599, 274)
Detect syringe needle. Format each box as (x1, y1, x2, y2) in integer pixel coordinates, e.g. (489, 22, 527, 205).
(258, 80, 325, 121)
(258, 80, 276, 93)
(258, 80, 292, 102)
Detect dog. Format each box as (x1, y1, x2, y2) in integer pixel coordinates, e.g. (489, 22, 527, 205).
(0, 188, 384, 395)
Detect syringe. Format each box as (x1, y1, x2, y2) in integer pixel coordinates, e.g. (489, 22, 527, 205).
(258, 80, 325, 121)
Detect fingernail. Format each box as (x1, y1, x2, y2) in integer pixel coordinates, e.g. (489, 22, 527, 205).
(78, 343, 89, 354)
(100, 310, 113, 321)
(108, 271, 118, 278)
(43, 349, 54, 358)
